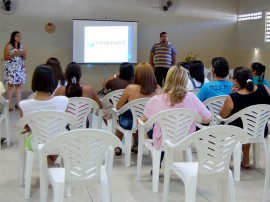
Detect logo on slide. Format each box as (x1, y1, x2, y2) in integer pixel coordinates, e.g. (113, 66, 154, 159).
(88, 43, 95, 47)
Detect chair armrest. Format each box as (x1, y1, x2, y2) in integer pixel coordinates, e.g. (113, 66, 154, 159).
(196, 123, 208, 130)
(216, 115, 227, 125)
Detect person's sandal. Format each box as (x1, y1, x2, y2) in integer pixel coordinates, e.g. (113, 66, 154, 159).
(131, 144, 138, 154)
(115, 147, 122, 156)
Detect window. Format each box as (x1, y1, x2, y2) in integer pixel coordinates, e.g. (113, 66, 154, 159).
(238, 12, 262, 21)
(265, 11, 270, 42)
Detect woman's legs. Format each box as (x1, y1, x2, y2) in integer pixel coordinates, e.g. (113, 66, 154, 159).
(15, 84, 22, 107)
(7, 84, 14, 109)
(242, 143, 251, 167)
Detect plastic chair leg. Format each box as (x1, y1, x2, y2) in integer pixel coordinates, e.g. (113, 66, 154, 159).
(107, 120, 112, 133)
(162, 163, 171, 202)
(101, 177, 111, 202)
(233, 143, 241, 181)
(253, 143, 260, 168)
(184, 146, 192, 162)
(24, 151, 34, 199)
(124, 132, 132, 167)
(152, 150, 161, 192)
(136, 138, 144, 180)
(65, 187, 72, 197)
(18, 135, 26, 186)
(52, 183, 65, 202)
(184, 176, 197, 202)
(228, 171, 236, 202)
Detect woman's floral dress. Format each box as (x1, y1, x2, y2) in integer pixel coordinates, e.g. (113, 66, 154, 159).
(4, 45, 26, 84)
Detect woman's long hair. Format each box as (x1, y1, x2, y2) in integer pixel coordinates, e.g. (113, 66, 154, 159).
(233, 66, 254, 92)
(134, 62, 157, 95)
(161, 65, 188, 105)
(46, 57, 65, 85)
(65, 62, 82, 97)
(251, 62, 266, 83)
(9, 31, 20, 49)
(188, 60, 205, 84)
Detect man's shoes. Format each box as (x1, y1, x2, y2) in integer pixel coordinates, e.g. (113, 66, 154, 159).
(1, 137, 6, 144)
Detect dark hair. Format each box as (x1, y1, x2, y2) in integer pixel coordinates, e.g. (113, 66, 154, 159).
(188, 60, 205, 84)
(178, 62, 190, 70)
(65, 62, 82, 97)
(32, 64, 57, 94)
(160, 32, 167, 37)
(119, 62, 134, 80)
(46, 57, 65, 85)
(233, 66, 254, 92)
(251, 62, 266, 83)
(211, 57, 229, 78)
(9, 31, 21, 49)
(135, 62, 157, 95)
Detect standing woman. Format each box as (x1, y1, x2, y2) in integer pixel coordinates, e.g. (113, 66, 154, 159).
(3, 31, 27, 111)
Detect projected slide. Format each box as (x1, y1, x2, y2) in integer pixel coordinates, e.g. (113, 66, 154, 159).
(84, 26, 128, 63)
(73, 20, 137, 64)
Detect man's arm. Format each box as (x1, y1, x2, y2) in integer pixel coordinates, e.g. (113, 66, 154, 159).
(150, 52, 155, 69)
(172, 55, 176, 65)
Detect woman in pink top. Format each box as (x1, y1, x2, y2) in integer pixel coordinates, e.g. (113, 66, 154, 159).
(141, 64, 212, 150)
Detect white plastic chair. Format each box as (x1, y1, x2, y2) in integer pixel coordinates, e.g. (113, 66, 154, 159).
(27, 92, 36, 99)
(203, 95, 227, 126)
(188, 89, 199, 95)
(204, 67, 212, 82)
(263, 134, 270, 202)
(16, 110, 78, 199)
(137, 108, 202, 192)
(111, 98, 150, 167)
(39, 129, 123, 202)
(0, 95, 10, 149)
(216, 104, 270, 181)
(163, 125, 248, 202)
(67, 97, 101, 129)
(99, 89, 124, 131)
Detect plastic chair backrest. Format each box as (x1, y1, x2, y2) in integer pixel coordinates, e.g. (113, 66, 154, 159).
(16, 110, 78, 151)
(67, 97, 99, 128)
(139, 108, 202, 146)
(217, 104, 270, 141)
(204, 67, 212, 82)
(188, 89, 199, 95)
(115, 98, 150, 132)
(203, 95, 227, 126)
(101, 89, 124, 108)
(165, 125, 247, 175)
(39, 129, 122, 186)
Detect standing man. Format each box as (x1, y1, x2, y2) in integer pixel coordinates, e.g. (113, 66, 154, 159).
(150, 32, 177, 86)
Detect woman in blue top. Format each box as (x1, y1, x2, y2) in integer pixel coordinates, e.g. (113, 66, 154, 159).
(250, 62, 269, 87)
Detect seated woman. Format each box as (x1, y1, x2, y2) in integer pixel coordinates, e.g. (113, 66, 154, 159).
(54, 62, 103, 108)
(102, 62, 134, 122)
(19, 64, 69, 166)
(103, 62, 134, 91)
(187, 60, 209, 90)
(219, 66, 270, 169)
(46, 57, 65, 91)
(115, 62, 161, 155)
(250, 62, 269, 87)
(140, 64, 212, 151)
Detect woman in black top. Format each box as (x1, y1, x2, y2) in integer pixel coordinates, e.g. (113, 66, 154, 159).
(219, 66, 270, 169)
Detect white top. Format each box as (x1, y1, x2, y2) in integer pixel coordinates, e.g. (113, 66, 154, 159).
(19, 96, 68, 116)
(187, 77, 209, 90)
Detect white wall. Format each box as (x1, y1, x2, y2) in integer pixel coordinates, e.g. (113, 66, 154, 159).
(0, 0, 251, 92)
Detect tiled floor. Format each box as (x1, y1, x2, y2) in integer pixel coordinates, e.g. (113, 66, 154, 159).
(0, 110, 269, 202)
